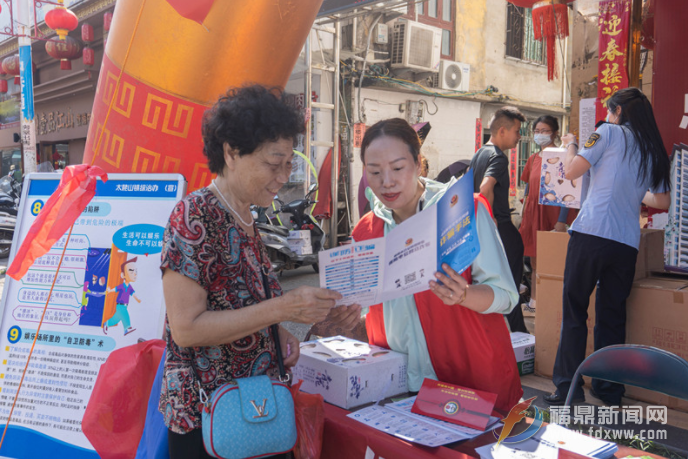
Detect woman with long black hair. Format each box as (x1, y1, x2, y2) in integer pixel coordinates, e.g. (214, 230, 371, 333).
(545, 87, 671, 406)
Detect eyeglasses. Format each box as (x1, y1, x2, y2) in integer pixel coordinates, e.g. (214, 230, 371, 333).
(533, 130, 553, 135)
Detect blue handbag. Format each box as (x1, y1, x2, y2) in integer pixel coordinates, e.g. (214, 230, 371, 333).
(199, 270, 297, 459)
(201, 373, 296, 459)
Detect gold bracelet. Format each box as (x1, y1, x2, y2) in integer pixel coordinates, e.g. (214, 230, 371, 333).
(456, 285, 468, 304)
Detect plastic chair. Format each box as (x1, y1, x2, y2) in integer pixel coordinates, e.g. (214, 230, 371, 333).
(564, 344, 688, 406)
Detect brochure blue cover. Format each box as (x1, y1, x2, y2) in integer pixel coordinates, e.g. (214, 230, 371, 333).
(436, 170, 480, 274)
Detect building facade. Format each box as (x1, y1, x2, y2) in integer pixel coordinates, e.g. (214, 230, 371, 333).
(311, 1, 573, 224)
(0, 0, 114, 177)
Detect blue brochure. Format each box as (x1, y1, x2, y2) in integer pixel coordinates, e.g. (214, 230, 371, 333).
(319, 171, 480, 307)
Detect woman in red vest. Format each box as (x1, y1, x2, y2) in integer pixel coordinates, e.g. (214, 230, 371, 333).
(311, 118, 523, 413)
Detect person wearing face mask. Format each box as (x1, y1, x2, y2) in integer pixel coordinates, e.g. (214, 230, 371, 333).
(518, 116, 577, 315)
(544, 87, 671, 407)
(309, 118, 523, 414)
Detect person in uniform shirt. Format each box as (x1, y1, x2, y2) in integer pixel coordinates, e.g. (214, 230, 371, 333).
(545, 87, 671, 406)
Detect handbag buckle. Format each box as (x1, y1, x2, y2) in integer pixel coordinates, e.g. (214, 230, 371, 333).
(279, 373, 291, 384)
(198, 382, 210, 410)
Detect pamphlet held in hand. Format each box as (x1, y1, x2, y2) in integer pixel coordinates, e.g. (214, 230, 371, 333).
(319, 171, 480, 307)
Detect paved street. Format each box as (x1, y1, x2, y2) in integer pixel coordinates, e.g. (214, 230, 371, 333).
(277, 265, 321, 341)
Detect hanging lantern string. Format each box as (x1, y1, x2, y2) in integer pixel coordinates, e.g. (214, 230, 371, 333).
(0, 0, 148, 452)
(531, 0, 571, 80)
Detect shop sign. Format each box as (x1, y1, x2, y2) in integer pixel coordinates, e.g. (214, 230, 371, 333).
(36, 108, 91, 136)
(0, 173, 186, 458)
(595, 0, 631, 123)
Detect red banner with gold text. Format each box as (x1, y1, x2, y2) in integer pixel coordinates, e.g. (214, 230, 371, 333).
(596, 0, 631, 122)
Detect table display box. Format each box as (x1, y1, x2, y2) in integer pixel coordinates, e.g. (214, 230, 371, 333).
(510, 332, 535, 376)
(292, 335, 408, 409)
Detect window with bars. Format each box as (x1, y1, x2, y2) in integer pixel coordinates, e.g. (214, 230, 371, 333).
(406, 0, 454, 60)
(517, 121, 539, 187)
(505, 4, 545, 65)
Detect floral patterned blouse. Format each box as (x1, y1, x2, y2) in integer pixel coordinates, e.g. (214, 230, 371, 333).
(158, 187, 283, 434)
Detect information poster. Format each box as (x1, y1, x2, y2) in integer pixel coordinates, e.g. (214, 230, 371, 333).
(0, 173, 186, 459)
(320, 172, 480, 307)
(578, 98, 597, 150)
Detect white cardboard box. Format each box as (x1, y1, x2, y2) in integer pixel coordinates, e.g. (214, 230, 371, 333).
(288, 230, 311, 243)
(292, 336, 408, 409)
(289, 241, 313, 255)
(538, 148, 582, 209)
(511, 332, 535, 376)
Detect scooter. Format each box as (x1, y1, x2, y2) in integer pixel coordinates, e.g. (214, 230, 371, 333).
(0, 176, 20, 216)
(254, 184, 326, 273)
(274, 184, 326, 272)
(0, 211, 16, 258)
(253, 205, 294, 273)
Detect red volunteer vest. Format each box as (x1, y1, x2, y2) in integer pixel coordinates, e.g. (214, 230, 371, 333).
(351, 194, 523, 414)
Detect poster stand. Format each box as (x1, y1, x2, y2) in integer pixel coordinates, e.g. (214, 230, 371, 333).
(0, 172, 186, 459)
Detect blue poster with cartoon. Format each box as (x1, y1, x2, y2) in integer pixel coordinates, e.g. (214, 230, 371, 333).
(0, 173, 186, 459)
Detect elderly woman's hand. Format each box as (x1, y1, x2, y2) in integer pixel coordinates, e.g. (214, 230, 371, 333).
(279, 326, 300, 368)
(429, 263, 470, 306)
(280, 286, 341, 324)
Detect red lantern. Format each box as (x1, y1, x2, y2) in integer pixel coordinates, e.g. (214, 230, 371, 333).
(103, 11, 113, 47)
(82, 23, 94, 43)
(641, 0, 655, 50)
(83, 47, 95, 67)
(508, 0, 574, 80)
(0, 80, 7, 94)
(46, 36, 83, 71)
(2, 55, 20, 85)
(45, 0, 79, 40)
(104, 12, 113, 32)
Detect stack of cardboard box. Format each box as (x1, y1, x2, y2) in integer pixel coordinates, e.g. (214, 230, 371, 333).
(535, 229, 688, 411)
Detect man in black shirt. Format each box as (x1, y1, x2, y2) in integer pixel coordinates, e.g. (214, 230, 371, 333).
(470, 106, 528, 333)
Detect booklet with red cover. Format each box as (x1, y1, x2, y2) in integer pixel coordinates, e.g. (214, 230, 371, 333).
(410, 378, 498, 431)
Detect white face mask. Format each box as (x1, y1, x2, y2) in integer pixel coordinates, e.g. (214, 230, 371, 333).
(533, 133, 552, 147)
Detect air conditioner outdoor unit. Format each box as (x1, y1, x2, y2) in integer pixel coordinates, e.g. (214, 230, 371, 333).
(390, 19, 442, 73)
(431, 60, 471, 92)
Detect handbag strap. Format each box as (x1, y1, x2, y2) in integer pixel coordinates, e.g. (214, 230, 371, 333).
(261, 268, 289, 383)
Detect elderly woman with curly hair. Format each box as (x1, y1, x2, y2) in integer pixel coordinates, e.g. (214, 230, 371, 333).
(159, 85, 340, 459)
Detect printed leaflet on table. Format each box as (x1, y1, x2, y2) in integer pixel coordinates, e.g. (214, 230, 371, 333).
(347, 395, 500, 448)
(319, 171, 480, 307)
